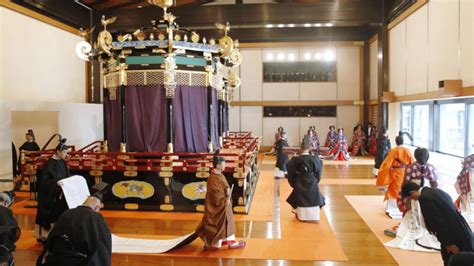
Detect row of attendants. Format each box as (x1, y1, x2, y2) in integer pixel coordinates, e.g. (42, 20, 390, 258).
(269, 123, 379, 162)
(374, 130, 474, 265)
(268, 123, 383, 224)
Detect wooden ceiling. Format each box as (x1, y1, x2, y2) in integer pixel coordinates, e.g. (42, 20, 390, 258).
(11, 0, 413, 43)
(79, 0, 214, 11)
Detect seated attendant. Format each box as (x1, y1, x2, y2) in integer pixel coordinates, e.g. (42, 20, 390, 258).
(324, 125, 338, 152)
(286, 136, 325, 222)
(350, 124, 368, 156)
(37, 195, 112, 266)
(327, 128, 351, 161)
(367, 125, 378, 156)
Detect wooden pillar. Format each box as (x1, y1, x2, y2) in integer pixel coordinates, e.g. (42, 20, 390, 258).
(103, 87, 108, 148)
(119, 85, 127, 152)
(363, 41, 370, 129)
(166, 98, 173, 152)
(207, 86, 214, 151)
(377, 25, 389, 130)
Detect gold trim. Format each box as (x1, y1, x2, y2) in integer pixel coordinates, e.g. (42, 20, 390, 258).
(124, 203, 139, 210)
(231, 100, 357, 107)
(239, 41, 364, 48)
(233, 206, 247, 213)
(196, 205, 205, 212)
(196, 172, 210, 178)
(388, 0, 429, 30)
(160, 204, 175, 211)
(124, 171, 137, 177)
(0, 1, 78, 35)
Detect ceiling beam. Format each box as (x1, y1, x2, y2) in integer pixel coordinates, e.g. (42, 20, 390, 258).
(97, 2, 381, 31)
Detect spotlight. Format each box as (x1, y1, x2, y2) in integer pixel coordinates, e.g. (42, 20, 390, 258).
(315, 53, 322, 60)
(288, 53, 296, 61)
(324, 50, 336, 61)
(277, 24, 284, 28)
(288, 24, 295, 28)
(304, 23, 311, 27)
(304, 52, 311, 60)
(277, 53, 285, 61)
(314, 23, 322, 27)
(266, 24, 274, 28)
(266, 53, 274, 61)
(325, 23, 333, 27)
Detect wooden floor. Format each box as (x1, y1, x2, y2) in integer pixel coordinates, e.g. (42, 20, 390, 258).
(13, 155, 400, 265)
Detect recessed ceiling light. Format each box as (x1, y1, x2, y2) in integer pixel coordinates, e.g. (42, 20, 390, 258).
(304, 52, 311, 60)
(137, 5, 142, 8)
(304, 23, 311, 27)
(266, 24, 274, 28)
(325, 23, 333, 27)
(288, 24, 295, 28)
(315, 53, 322, 60)
(288, 53, 296, 61)
(277, 53, 285, 61)
(266, 53, 274, 61)
(277, 24, 285, 28)
(314, 23, 322, 27)
(324, 50, 336, 61)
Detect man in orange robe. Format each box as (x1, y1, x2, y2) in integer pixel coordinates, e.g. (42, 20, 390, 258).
(376, 135, 414, 218)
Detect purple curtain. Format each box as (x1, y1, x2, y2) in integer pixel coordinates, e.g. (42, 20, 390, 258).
(173, 86, 209, 153)
(125, 85, 167, 152)
(211, 88, 219, 148)
(104, 89, 121, 152)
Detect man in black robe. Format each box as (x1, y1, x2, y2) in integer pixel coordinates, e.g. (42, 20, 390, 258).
(35, 139, 69, 242)
(374, 126, 391, 177)
(0, 191, 20, 266)
(36, 195, 112, 266)
(402, 182, 474, 265)
(286, 136, 325, 222)
(17, 131, 40, 174)
(274, 132, 289, 179)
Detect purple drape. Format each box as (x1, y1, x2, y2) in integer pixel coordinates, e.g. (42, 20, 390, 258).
(125, 85, 167, 152)
(211, 88, 219, 148)
(104, 89, 121, 152)
(173, 86, 209, 153)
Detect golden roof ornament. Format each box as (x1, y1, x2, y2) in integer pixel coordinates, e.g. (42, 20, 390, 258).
(148, 0, 174, 10)
(191, 32, 200, 43)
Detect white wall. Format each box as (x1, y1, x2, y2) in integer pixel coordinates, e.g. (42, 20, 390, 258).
(406, 4, 428, 94)
(234, 46, 362, 145)
(389, 21, 406, 96)
(0, 7, 85, 102)
(388, 0, 474, 96)
(460, 0, 474, 87)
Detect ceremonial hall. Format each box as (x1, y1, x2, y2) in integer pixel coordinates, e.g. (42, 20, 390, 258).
(1, 0, 474, 265)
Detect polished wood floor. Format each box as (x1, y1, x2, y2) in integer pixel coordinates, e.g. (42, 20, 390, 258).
(12, 155, 398, 265)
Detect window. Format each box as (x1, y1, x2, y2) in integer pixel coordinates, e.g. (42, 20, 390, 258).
(401, 98, 474, 157)
(402, 105, 412, 136)
(439, 103, 465, 157)
(413, 105, 430, 148)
